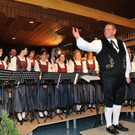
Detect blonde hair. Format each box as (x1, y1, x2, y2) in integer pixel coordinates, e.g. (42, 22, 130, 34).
(73, 50, 81, 57)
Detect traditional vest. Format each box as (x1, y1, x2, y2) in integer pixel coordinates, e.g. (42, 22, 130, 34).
(0, 60, 5, 69)
(86, 60, 95, 70)
(57, 63, 67, 73)
(97, 38, 126, 72)
(74, 61, 83, 72)
(17, 57, 28, 70)
(39, 61, 48, 72)
(31, 60, 35, 69)
(30, 60, 35, 71)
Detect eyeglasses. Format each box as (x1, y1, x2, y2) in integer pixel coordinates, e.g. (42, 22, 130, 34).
(42, 53, 47, 55)
(104, 28, 114, 31)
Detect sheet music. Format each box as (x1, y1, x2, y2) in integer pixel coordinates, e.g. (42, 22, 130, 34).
(74, 73, 79, 84)
(80, 75, 100, 82)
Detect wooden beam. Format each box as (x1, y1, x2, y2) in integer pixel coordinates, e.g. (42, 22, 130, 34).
(15, 0, 135, 29)
(126, 40, 135, 47)
(123, 35, 135, 42)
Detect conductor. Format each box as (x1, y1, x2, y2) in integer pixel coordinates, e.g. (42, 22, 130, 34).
(72, 23, 131, 134)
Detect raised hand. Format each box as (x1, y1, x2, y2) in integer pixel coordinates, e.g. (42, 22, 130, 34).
(126, 77, 131, 84)
(72, 27, 80, 39)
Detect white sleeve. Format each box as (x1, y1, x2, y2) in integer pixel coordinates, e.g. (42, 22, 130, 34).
(4, 56, 8, 63)
(27, 59, 31, 71)
(123, 42, 131, 77)
(76, 37, 102, 54)
(95, 60, 99, 71)
(8, 57, 17, 71)
(3, 61, 7, 70)
(54, 64, 58, 72)
(131, 62, 135, 72)
(66, 63, 70, 73)
(48, 62, 54, 72)
(34, 60, 40, 72)
(83, 61, 88, 73)
(68, 60, 74, 73)
(51, 61, 56, 72)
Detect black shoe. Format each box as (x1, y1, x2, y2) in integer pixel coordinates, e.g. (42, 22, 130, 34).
(16, 117, 23, 125)
(113, 123, 129, 131)
(124, 103, 128, 107)
(106, 125, 119, 134)
(23, 117, 28, 122)
(92, 104, 96, 109)
(18, 119, 23, 125)
(129, 101, 134, 107)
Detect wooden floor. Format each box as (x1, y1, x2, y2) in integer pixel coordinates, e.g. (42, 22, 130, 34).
(17, 106, 135, 135)
(80, 120, 135, 135)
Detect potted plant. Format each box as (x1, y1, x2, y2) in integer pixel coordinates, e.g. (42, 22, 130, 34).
(0, 109, 20, 135)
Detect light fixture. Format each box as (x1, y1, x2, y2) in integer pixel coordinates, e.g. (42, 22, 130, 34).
(12, 37, 16, 40)
(96, 19, 100, 21)
(58, 50, 61, 55)
(29, 18, 34, 24)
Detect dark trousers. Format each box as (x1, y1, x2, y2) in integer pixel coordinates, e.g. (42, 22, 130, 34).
(101, 69, 126, 107)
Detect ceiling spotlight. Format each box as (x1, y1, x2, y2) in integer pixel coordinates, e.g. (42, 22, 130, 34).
(42, 6, 48, 9)
(58, 50, 61, 55)
(29, 18, 34, 24)
(96, 19, 100, 21)
(12, 37, 16, 40)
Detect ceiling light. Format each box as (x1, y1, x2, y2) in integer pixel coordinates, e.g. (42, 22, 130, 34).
(12, 37, 16, 40)
(29, 19, 34, 24)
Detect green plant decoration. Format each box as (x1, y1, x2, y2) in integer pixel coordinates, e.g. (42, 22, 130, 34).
(0, 109, 20, 135)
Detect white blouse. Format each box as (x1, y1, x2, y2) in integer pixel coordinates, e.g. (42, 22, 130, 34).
(68, 60, 87, 73)
(83, 59, 99, 72)
(54, 62, 70, 72)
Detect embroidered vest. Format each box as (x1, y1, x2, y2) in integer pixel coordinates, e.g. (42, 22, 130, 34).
(39, 61, 48, 72)
(57, 63, 67, 73)
(97, 38, 126, 72)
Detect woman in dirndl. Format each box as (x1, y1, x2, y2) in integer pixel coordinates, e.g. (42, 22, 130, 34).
(83, 52, 103, 109)
(69, 50, 87, 111)
(34, 48, 54, 118)
(54, 53, 70, 113)
(0, 47, 9, 118)
(9, 47, 30, 125)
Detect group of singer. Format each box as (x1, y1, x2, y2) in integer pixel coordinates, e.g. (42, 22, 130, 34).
(0, 46, 102, 125)
(0, 41, 135, 126)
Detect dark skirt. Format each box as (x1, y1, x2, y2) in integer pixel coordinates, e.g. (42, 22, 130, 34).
(33, 83, 55, 111)
(124, 83, 131, 101)
(83, 83, 95, 104)
(67, 84, 74, 106)
(73, 83, 83, 104)
(0, 88, 10, 117)
(12, 85, 30, 113)
(130, 80, 135, 100)
(55, 84, 67, 108)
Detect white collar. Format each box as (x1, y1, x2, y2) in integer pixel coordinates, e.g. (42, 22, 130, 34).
(107, 38, 116, 42)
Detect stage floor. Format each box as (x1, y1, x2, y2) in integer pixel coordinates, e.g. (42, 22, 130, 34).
(16, 106, 135, 135)
(80, 120, 135, 135)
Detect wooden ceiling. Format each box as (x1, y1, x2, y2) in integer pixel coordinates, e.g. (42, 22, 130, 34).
(65, 0, 135, 19)
(0, 14, 64, 46)
(0, 0, 135, 48)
